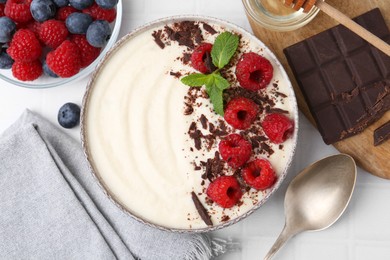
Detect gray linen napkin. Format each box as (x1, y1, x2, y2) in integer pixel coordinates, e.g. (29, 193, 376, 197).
(0, 110, 229, 260)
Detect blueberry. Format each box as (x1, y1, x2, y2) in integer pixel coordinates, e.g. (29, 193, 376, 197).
(43, 60, 58, 78)
(66, 13, 93, 34)
(69, 0, 93, 10)
(30, 0, 57, 22)
(86, 20, 111, 48)
(0, 17, 16, 43)
(58, 103, 81, 129)
(52, 0, 69, 7)
(0, 49, 14, 70)
(95, 0, 118, 9)
(0, 0, 6, 3)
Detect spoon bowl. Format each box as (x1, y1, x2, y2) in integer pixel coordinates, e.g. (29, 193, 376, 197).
(265, 154, 357, 259)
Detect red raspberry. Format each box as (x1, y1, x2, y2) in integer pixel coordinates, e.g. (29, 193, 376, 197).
(5, 0, 33, 23)
(56, 6, 78, 21)
(191, 43, 216, 74)
(7, 29, 42, 62)
(224, 97, 258, 130)
(235, 52, 273, 91)
(242, 159, 276, 190)
(25, 20, 41, 38)
(71, 35, 101, 68)
(39, 20, 68, 49)
(261, 113, 294, 144)
(12, 60, 42, 81)
(46, 40, 81, 78)
(82, 3, 116, 23)
(206, 176, 242, 208)
(0, 4, 5, 17)
(219, 134, 252, 168)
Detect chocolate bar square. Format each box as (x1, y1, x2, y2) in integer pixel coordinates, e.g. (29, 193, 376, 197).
(284, 8, 390, 144)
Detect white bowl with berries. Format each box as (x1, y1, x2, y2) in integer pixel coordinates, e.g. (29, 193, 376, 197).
(0, 0, 122, 88)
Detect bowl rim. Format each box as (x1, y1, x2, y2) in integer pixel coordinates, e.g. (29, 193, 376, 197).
(80, 14, 299, 233)
(0, 0, 123, 89)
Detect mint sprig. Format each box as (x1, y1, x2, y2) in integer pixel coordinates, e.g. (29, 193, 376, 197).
(181, 32, 239, 116)
(211, 32, 240, 69)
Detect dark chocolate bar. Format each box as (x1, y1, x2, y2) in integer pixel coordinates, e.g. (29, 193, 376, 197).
(284, 8, 390, 144)
(374, 120, 390, 146)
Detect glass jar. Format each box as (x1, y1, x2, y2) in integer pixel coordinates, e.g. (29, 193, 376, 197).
(242, 0, 320, 31)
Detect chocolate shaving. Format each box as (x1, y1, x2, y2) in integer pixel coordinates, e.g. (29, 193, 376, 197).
(194, 29, 203, 45)
(250, 136, 268, 150)
(374, 121, 390, 146)
(152, 30, 165, 49)
(275, 91, 287, 98)
(221, 215, 230, 222)
(189, 122, 196, 132)
(184, 106, 194, 115)
(193, 130, 202, 150)
(219, 120, 228, 132)
(154, 21, 207, 52)
(164, 26, 174, 40)
(202, 23, 217, 35)
(171, 21, 204, 49)
(173, 31, 194, 48)
(204, 52, 217, 73)
(200, 114, 208, 129)
(213, 129, 228, 137)
(188, 122, 202, 150)
(169, 71, 182, 78)
(182, 53, 191, 64)
(202, 120, 229, 137)
(205, 159, 213, 181)
(265, 106, 287, 114)
(267, 108, 289, 114)
(260, 142, 274, 155)
(191, 192, 213, 226)
(214, 151, 222, 175)
(183, 87, 204, 116)
(209, 123, 215, 133)
(205, 137, 215, 151)
(200, 152, 226, 181)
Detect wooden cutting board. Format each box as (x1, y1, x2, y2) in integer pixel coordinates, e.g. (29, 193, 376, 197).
(246, 0, 390, 179)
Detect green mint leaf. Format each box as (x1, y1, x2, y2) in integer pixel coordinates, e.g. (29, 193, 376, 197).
(204, 81, 212, 94)
(211, 32, 239, 69)
(212, 73, 230, 91)
(204, 74, 230, 116)
(181, 31, 237, 116)
(208, 85, 224, 116)
(181, 73, 211, 87)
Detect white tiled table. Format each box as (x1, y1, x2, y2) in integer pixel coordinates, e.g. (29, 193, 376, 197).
(1, 1, 389, 259)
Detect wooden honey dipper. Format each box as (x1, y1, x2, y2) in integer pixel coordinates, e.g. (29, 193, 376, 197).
(284, 0, 390, 56)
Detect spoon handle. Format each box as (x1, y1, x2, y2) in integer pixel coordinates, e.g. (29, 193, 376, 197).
(263, 224, 296, 260)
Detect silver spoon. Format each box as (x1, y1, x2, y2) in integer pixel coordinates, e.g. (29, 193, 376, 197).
(264, 154, 357, 260)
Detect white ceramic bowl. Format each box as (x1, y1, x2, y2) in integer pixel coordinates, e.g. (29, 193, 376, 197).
(81, 15, 299, 233)
(0, 0, 122, 89)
